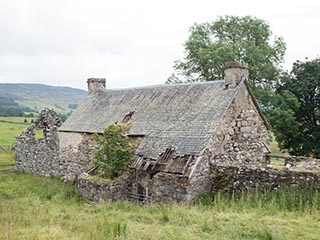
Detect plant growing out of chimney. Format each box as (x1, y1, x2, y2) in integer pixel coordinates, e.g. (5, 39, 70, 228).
(92, 123, 132, 179)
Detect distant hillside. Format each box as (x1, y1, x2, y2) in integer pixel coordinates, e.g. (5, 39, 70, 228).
(0, 83, 87, 116)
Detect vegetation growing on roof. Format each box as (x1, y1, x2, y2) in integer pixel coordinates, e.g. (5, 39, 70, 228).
(92, 123, 132, 179)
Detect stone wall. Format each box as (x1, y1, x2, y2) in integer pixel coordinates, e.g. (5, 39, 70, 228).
(147, 173, 191, 203)
(59, 132, 99, 181)
(211, 165, 320, 194)
(76, 164, 320, 204)
(76, 171, 203, 204)
(76, 174, 127, 203)
(208, 83, 269, 167)
(15, 109, 99, 181)
(76, 155, 213, 204)
(15, 109, 62, 176)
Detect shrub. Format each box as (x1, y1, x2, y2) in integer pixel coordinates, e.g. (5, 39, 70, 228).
(92, 123, 132, 179)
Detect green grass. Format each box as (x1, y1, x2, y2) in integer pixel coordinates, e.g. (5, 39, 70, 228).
(269, 133, 287, 168)
(0, 151, 15, 165)
(270, 132, 284, 155)
(0, 118, 45, 146)
(0, 169, 319, 239)
(0, 121, 28, 147)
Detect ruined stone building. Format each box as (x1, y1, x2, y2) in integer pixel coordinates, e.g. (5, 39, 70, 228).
(16, 62, 271, 203)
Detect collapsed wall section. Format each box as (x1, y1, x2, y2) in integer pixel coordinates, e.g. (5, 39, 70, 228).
(15, 109, 99, 181)
(59, 132, 99, 181)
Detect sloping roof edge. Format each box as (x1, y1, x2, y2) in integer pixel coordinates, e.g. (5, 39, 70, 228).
(207, 77, 270, 137)
(243, 79, 271, 130)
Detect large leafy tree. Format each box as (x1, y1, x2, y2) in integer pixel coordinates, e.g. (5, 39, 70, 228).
(168, 15, 286, 87)
(267, 58, 320, 157)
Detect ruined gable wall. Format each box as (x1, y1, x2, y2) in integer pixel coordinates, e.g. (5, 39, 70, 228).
(15, 109, 100, 180)
(15, 109, 62, 176)
(207, 83, 270, 167)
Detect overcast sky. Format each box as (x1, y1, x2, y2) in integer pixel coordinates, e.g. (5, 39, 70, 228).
(0, 0, 319, 90)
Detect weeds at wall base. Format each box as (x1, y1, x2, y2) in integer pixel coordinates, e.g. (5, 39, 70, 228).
(1, 172, 319, 239)
(195, 188, 320, 214)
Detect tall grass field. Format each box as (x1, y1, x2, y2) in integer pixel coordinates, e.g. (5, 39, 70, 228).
(1, 117, 319, 239)
(0, 172, 319, 239)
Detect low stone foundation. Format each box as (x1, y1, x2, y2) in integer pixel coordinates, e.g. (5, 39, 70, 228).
(76, 165, 320, 204)
(76, 170, 212, 204)
(76, 174, 127, 203)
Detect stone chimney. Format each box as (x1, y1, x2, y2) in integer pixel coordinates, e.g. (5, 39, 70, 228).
(224, 61, 249, 88)
(87, 78, 106, 95)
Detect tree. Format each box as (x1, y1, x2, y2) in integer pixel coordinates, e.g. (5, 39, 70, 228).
(267, 58, 320, 157)
(168, 15, 286, 87)
(92, 123, 132, 179)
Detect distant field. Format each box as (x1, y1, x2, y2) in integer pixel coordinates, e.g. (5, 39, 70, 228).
(0, 121, 28, 147)
(0, 116, 35, 123)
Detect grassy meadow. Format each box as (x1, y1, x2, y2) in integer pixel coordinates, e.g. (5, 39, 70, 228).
(0, 172, 320, 239)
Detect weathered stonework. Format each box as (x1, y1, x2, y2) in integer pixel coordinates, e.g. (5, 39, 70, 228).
(224, 61, 249, 88)
(15, 109, 62, 176)
(59, 132, 99, 181)
(211, 165, 320, 194)
(87, 78, 106, 95)
(15, 109, 100, 181)
(208, 83, 269, 167)
(15, 62, 283, 204)
(77, 174, 127, 203)
(77, 168, 210, 204)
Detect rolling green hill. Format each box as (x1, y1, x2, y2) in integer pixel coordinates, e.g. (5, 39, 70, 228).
(0, 83, 87, 116)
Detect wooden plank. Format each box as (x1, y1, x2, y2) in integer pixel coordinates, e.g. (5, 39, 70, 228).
(182, 156, 193, 175)
(143, 161, 150, 171)
(170, 156, 182, 173)
(164, 157, 175, 172)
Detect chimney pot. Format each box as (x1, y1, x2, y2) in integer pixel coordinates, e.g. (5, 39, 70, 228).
(224, 61, 249, 88)
(87, 78, 106, 95)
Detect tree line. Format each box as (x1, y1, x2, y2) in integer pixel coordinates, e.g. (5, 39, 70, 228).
(0, 97, 36, 117)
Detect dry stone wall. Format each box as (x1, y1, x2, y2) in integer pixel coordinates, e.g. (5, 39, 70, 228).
(149, 173, 190, 203)
(77, 174, 126, 203)
(15, 109, 62, 176)
(209, 84, 269, 167)
(15, 109, 99, 181)
(211, 165, 320, 194)
(59, 132, 99, 181)
(76, 171, 202, 204)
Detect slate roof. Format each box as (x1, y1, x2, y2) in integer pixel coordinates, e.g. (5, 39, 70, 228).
(59, 80, 242, 159)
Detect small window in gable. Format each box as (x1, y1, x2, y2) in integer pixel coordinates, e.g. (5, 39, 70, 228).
(34, 128, 45, 139)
